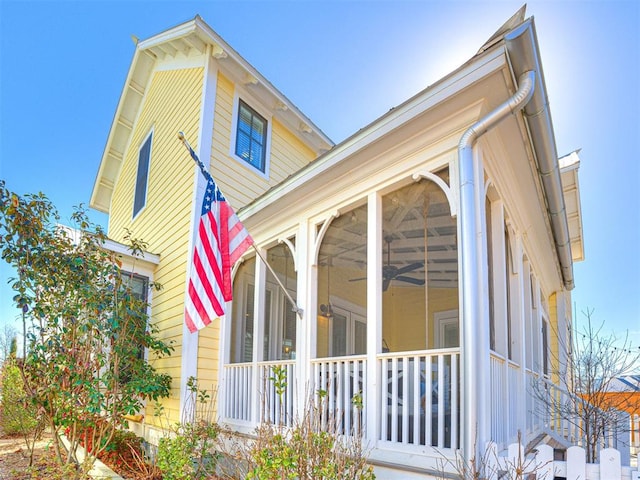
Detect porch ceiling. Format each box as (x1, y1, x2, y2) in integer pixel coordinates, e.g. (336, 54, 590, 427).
(319, 194, 458, 290)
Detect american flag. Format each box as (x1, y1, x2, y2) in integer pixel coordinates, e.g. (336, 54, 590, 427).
(184, 145, 253, 333)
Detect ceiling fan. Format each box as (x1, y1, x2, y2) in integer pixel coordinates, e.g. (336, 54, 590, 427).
(350, 235, 424, 291)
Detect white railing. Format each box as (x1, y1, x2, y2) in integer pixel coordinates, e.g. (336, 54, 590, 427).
(378, 348, 459, 449)
(485, 442, 639, 480)
(223, 362, 253, 422)
(526, 369, 546, 435)
(507, 360, 520, 438)
(490, 352, 507, 444)
(310, 355, 366, 436)
(258, 360, 296, 427)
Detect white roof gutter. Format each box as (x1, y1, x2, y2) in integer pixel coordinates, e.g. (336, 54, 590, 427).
(505, 18, 575, 291)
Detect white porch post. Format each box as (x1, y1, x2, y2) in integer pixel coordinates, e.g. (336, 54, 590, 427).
(251, 247, 267, 423)
(514, 235, 527, 439)
(295, 220, 310, 419)
(365, 191, 382, 443)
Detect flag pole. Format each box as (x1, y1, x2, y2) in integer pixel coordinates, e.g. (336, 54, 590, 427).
(178, 132, 304, 318)
(250, 245, 303, 318)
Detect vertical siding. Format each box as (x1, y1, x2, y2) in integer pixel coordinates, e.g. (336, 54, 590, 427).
(108, 67, 204, 424)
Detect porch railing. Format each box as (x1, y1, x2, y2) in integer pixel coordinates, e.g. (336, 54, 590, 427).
(378, 348, 460, 449)
(258, 360, 296, 427)
(223, 362, 253, 422)
(310, 355, 367, 436)
(223, 361, 296, 426)
(490, 352, 507, 444)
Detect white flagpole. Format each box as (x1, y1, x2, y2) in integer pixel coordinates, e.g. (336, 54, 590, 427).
(178, 132, 303, 318)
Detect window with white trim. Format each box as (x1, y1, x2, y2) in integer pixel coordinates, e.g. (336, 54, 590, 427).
(235, 100, 267, 173)
(133, 132, 152, 218)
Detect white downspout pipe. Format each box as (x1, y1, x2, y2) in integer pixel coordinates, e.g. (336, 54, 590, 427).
(458, 70, 535, 462)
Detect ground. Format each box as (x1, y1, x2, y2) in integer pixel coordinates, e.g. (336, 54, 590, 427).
(0, 432, 59, 480)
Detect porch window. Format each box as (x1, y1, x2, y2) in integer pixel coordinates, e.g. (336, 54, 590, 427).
(381, 174, 458, 353)
(316, 204, 367, 358)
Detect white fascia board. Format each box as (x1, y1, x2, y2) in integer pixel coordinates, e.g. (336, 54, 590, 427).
(103, 238, 161, 267)
(239, 47, 508, 220)
(558, 150, 580, 171)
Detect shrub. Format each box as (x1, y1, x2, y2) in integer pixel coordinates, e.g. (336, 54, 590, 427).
(156, 377, 219, 480)
(0, 358, 39, 436)
(244, 392, 375, 480)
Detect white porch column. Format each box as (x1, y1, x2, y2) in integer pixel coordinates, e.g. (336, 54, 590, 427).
(251, 247, 267, 423)
(365, 191, 382, 443)
(514, 235, 528, 439)
(295, 219, 310, 419)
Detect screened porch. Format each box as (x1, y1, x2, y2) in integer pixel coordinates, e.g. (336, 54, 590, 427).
(221, 171, 462, 453)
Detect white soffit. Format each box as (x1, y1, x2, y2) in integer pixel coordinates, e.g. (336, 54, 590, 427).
(559, 150, 584, 262)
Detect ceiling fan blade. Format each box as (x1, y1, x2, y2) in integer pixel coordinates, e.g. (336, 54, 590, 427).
(395, 276, 425, 286)
(383, 277, 391, 292)
(349, 277, 367, 282)
(396, 262, 423, 275)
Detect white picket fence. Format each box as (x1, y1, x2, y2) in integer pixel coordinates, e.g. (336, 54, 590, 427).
(486, 442, 639, 480)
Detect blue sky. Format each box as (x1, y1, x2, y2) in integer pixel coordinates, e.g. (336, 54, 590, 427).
(1, 1, 638, 346)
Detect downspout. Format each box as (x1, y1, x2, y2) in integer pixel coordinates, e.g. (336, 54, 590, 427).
(505, 19, 575, 290)
(459, 69, 535, 461)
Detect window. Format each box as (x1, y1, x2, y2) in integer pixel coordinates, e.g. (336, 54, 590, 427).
(235, 100, 267, 172)
(117, 272, 149, 383)
(133, 132, 152, 218)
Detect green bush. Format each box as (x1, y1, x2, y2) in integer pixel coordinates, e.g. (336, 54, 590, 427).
(156, 377, 219, 480)
(0, 359, 39, 436)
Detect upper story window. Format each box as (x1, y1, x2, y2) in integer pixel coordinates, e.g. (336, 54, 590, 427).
(133, 131, 153, 218)
(235, 100, 268, 173)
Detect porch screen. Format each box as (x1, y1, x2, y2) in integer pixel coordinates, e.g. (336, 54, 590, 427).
(381, 173, 459, 352)
(263, 242, 297, 361)
(230, 256, 257, 363)
(316, 204, 367, 358)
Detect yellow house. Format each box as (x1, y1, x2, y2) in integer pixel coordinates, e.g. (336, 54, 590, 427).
(91, 9, 591, 478)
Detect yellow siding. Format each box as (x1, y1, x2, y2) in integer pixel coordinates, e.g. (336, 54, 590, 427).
(209, 72, 317, 210)
(382, 287, 459, 351)
(197, 317, 220, 417)
(107, 67, 204, 423)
